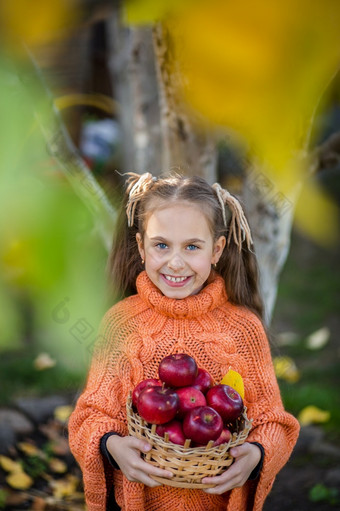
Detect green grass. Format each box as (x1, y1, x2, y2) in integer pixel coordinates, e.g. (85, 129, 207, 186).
(0, 348, 85, 405)
(273, 229, 340, 441)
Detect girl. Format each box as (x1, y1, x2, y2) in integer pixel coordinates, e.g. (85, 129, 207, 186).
(68, 172, 300, 511)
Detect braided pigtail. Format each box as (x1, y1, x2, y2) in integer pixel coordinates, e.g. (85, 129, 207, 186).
(125, 172, 156, 227)
(212, 183, 253, 252)
(212, 183, 263, 319)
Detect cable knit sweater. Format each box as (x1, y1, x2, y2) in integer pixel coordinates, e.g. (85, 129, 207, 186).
(68, 271, 300, 511)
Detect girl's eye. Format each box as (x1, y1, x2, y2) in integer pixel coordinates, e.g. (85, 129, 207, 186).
(187, 244, 199, 251)
(156, 242, 168, 249)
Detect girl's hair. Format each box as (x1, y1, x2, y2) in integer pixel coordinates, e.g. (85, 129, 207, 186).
(107, 172, 264, 320)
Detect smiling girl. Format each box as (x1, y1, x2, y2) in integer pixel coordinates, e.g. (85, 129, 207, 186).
(68, 172, 299, 511)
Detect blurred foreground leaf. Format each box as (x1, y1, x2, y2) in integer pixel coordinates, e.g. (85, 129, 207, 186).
(0, 0, 79, 50)
(0, 58, 109, 369)
(126, 0, 340, 243)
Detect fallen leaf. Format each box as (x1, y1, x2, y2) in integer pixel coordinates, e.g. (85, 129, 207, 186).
(306, 327, 330, 350)
(0, 455, 22, 473)
(17, 441, 42, 457)
(33, 352, 56, 370)
(49, 457, 67, 474)
(51, 474, 79, 499)
(273, 356, 300, 383)
(220, 369, 245, 399)
(298, 405, 331, 426)
(6, 470, 33, 490)
(54, 405, 73, 423)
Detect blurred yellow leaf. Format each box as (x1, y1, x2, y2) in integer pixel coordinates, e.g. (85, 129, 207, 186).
(49, 458, 67, 474)
(298, 405, 331, 426)
(273, 356, 300, 383)
(17, 442, 41, 457)
(54, 405, 73, 424)
(51, 474, 79, 499)
(33, 352, 56, 371)
(0, 455, 22, 473)
(294, 181, 339, 246)
(126, 0, 340, 243)
(124, 0, 194, 24)
(306, 327, 330, 350)
(6, 471, 33, 490)
(220, 369, 245, 399)
(0, 0, 79, 49)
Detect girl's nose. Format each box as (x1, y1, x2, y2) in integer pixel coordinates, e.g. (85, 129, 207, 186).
(167, 254, 185, 271)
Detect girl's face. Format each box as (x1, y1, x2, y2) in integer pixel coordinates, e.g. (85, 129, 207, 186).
(136, 202, 226, 299)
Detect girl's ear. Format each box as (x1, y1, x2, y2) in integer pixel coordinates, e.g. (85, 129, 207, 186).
(136, 233, 145, 261)
(212, 235, 226, 264)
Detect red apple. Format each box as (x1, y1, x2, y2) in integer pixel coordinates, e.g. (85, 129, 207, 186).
(137, 386, 179, 424)
(183, 406, 223, 444)
(158, 353, 198, 387)
(213, 427, 232, 446)
(132, 378, 162, 407)
(176, 386, 207, 417)
(206, 384, 243, 422)
(156, 420, 186, 445)
(192, 368, 214, 394)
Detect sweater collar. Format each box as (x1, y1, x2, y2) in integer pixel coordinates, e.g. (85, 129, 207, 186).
(136, 271, 228, 319)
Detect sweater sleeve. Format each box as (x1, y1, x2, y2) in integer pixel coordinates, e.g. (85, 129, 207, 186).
(228, 314, 300, 511)
(68, 305, 134, 511)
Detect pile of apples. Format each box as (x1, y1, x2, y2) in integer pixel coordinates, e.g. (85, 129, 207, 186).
(131, 353, 244, 447)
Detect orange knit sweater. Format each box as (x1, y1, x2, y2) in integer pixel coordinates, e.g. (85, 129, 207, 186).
(68, 271, 300, 511)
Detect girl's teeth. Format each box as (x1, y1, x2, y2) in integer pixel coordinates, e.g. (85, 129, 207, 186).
(165, 275, 187, 283)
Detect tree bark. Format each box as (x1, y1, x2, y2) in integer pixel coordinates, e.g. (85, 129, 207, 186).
(152, 24, 217, 183)
(108, 14, 162, 174)
(241, 165, 300, 324)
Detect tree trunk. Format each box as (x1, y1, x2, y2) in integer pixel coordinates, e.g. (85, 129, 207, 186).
(152, 24, 217, 183)
(241, 165, 300, 324)
(108, 14, 162, 174)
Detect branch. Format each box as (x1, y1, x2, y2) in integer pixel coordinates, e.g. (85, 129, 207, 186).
(19, 48, 117, 252)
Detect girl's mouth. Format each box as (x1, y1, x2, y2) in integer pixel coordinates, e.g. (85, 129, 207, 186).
(161, 274, 192, 287)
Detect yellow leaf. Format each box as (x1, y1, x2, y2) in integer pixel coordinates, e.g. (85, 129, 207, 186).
(298, 405, 331, 426)
(124, 0, 193, 25)
(220, 369, 245, 399)
(51, 475, 79, 499)
(54, 405, 73, 423)
(163, 0, 340, 243)
(17, 442, 41, 457)
(49, 458, 67, 474)
(6, 471, 33, 490)
(273, 356, 300, 383)
(0, 455, 22, 473)
(0, 0, 79, 49)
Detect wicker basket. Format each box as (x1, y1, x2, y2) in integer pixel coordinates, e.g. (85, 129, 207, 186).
(126, 394, 252, 489)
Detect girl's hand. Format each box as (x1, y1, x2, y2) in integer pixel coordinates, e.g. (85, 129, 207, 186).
(201, 443, 261, 494)
(106, 435, 173, 487)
